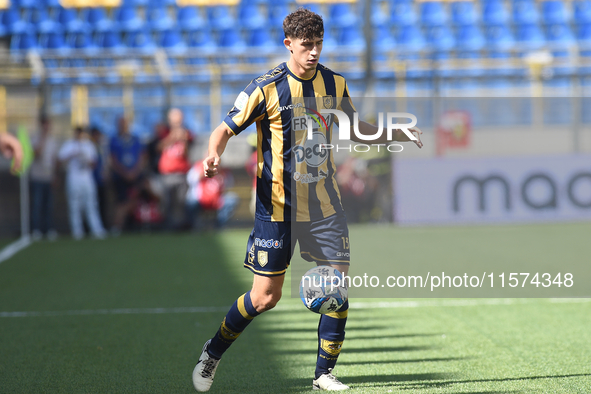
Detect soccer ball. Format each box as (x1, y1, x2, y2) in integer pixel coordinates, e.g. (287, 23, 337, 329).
(299, 266, 348, 314)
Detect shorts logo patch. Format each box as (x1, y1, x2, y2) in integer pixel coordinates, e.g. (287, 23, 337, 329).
(248, 244, 255, 264)
(234, 92, 249, 112)
(258, 251, 268, 267)
(320, 339, 343, 356)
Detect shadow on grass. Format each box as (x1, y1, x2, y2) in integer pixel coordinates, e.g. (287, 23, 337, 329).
(282, 345, 436, 355)
(336, 356, 470, 366)
(284, 372, 456, 392)
(258, 324, 401, 333)
(397, 373, 591, 391)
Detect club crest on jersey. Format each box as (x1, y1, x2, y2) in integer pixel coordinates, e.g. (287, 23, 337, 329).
(323, 95, 333, 109)
(258, 251, 268, 267)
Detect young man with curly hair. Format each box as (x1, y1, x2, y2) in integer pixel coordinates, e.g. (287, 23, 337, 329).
(192, 8, 422, 392)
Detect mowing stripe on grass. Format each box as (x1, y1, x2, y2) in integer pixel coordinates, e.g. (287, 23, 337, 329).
(0, 236, 31, 265)
(1, 298, 588, 318)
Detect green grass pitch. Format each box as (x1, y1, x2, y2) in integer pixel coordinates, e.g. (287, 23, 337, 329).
(0, 224, 590, 393)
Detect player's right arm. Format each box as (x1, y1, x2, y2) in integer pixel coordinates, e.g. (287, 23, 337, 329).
(203, 123, 234, 178)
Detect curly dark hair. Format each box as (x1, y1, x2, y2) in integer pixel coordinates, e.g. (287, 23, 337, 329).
(283, 8, 324, 40)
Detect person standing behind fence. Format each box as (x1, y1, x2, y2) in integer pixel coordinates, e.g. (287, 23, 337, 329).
(30, 116, 59, 241)
(91, 126, 109, 230)
(58, 126, 106, 240)
(158, 108, 193, 230)
(109, 117, 146, 235)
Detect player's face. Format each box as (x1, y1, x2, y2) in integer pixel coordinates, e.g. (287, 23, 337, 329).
(285, 36, 323, 76)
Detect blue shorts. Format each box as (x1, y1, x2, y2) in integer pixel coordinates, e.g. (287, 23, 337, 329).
(243, 214, 350, 277)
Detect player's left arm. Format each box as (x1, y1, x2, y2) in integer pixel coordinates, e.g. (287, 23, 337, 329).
(350, 121, 423, 148)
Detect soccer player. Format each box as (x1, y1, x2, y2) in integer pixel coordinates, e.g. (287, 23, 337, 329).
(193, 8, 422, 392)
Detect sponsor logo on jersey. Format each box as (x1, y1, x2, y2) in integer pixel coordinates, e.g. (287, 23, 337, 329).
(293, 132, 329, 168)
(278, 102, 303, 112)
(320, 339, 343, 356)
(254, 238, 284, 249)
(293, 170, 328, 184)
(257, 251, 268, 267)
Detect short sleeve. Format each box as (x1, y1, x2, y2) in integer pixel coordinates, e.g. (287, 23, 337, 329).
(223, 83, 267, 135)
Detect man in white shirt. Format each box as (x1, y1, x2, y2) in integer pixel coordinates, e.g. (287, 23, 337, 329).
(30, 116, 59, 240)
(58, 126, 106, 240)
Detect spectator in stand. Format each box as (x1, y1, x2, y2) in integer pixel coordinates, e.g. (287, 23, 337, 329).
(158, 108, 193, 230)
(185, 160, 238, 230)
(58, 126, 106, 240)
(29, 116, 59, 241)
(91, 126, 109, 229)
(109, 117, 146, 236)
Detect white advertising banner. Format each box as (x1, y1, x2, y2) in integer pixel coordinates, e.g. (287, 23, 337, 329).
(394, 155, 591, 225)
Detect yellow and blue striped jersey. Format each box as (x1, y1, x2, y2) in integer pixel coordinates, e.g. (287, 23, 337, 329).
(223, 62, 356, 222)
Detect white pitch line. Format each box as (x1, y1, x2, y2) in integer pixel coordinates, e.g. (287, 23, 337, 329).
(1, 298, 588, 318)
(0, 236, 31, 265)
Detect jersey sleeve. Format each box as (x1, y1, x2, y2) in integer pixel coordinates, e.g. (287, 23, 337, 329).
(223, 83, 267, 136)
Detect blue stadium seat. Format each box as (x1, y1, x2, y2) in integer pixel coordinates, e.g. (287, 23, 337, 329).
(96, 31, 126, 53)
(83, 7, 113, 33)
(207, 6, 236, 30)
(178, 6, 207, 31)
(516, 23, 545, 50)
(451, 1, 479, 25)
(578, 22, 591, 50)
(2, 8, 32, 35)
(456, 24, 486, 51)
(336, 26, 365, 50)
(187, 28, 217, 54)
(126, 30, 157, 54)
(482, 0, 509, 26)
(485, 24, 515, 51)
(542, 1, 570, 24)
(371, 1, 389, 27)
(218, 28, 247, 53)
(426, 25, 455, 59)
(238, 3, 266, 29)
(546, 23, 576, 57)
(28, 7, 59, 34)
(374, 25, 396, 52)
(39, 31, 71, 54)
(114, 5, 144, 32)
(56, 7, 89, 33)
(160, 29, 187, 53)
(390, 2, 418, 25)
(10, 32, 38, 51)
(11, 0, 39, 8)
(513, 0, 540, 25)
(68, 31, 98, 54)
(268, 4, 289, 27)
(396, 24, 426, 52)
(147, 4, 174, 32)
(420, 1, 448, 27)
(574, 1, 591, 24)
(248, 27, 280, 54)
(328, 3, 358, 28)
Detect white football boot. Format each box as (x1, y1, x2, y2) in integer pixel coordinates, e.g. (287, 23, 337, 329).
(192, 339, 220, 392)
(312, 369, 350, 391)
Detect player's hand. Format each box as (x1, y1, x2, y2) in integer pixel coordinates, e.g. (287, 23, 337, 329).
(0, 133, 23, 173)
(203, 155, 220, 178)
(410, 127, 423, 149)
